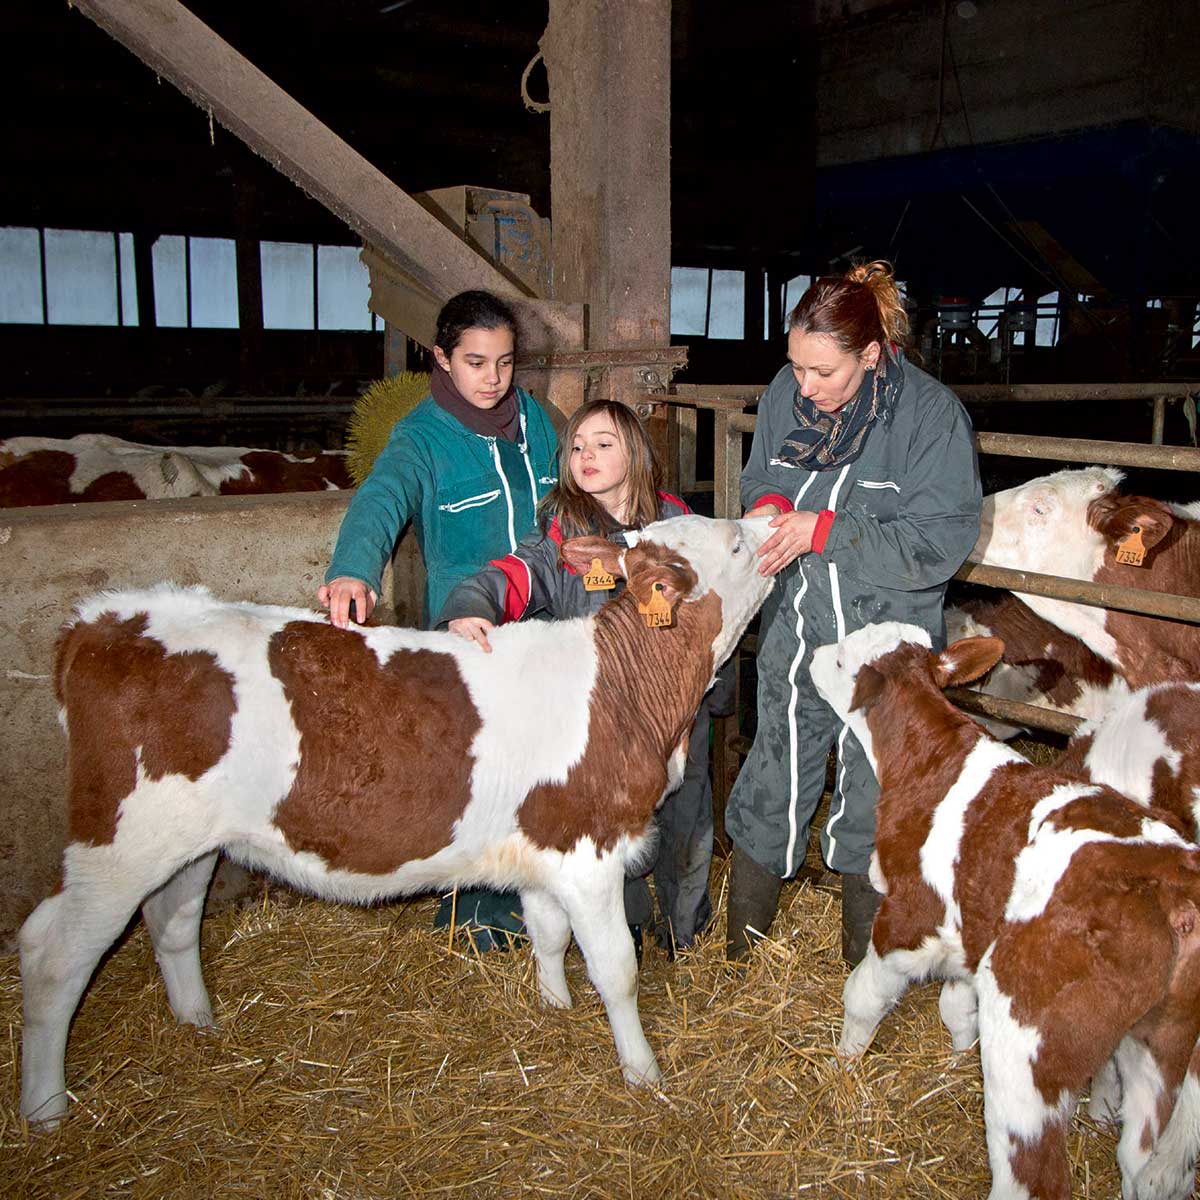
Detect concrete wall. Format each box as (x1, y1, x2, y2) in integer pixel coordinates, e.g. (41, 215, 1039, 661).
(817, 0, 1199, 167)
(0, 492, 424, 946)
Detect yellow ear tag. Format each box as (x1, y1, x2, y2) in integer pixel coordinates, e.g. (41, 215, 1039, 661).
(638, 582, 674, 628)
(1116, 525, 1147, 566)
(583, 558, 616, 591)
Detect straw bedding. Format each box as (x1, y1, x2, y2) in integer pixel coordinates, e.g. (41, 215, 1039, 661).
(0, 741, 1123, 1198)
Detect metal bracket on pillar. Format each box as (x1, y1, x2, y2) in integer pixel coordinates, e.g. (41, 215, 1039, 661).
(519, 346, 688, 415)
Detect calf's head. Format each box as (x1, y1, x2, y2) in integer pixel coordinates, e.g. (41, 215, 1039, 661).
(972, 465, 1173, 576)
(561, 514, 774, 667)
(809, 622, 1004, 772)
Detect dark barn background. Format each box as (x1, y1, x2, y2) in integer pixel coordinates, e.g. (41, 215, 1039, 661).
(2, 0, 1198, 437)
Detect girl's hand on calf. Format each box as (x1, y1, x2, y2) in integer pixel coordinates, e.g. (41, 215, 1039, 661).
(448, 616, 495, 653)
(318, 577, 378, 629)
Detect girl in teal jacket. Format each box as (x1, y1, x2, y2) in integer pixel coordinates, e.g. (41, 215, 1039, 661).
(319, 290, 559, 629)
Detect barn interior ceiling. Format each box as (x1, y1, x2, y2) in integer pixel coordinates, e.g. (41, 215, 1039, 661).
(4, 0, 812, 259)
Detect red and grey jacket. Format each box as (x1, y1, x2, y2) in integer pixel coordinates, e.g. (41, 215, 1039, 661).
(434, 492, 690, 628)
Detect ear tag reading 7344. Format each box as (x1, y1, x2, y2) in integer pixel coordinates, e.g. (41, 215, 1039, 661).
(1116, 525, 1146, 566)
(583, 558, 616, 591)
(638, 582, 674, 628)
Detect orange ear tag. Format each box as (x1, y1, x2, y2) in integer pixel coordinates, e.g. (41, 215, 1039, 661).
(583, 558, 616, 591)
(1116, 525, 1146, 566)
(638, 583, 674, 628)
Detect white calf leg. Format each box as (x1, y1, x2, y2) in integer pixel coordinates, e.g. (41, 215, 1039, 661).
(1133, 1068, 1200, 1200)
(519, 887, 572, 1009)
(1114, 1038, 1171, 1199)
(1087, 1055, 1122, 1125)
(141, 851, 219, 1027)
(938, 978, 979, 1052)
(838, 946, 913, 1056)
(559, 868, 660, 1088)
(20, 884, 143, 1124)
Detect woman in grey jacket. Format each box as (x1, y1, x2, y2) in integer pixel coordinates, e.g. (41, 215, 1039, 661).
(726, 262, 981, 966)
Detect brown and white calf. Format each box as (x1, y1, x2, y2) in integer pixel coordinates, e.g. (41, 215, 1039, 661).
(972, 466, 1200, 687)
(19, 514, 773, 1125)
(0, 433, 350, 506)
(809, 622, 1200, 1200)
(946, 593, 1128, 739)
(1056, 682, 1200, 1139)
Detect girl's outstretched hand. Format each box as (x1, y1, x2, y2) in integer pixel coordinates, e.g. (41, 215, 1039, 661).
(319, 577, 378, 629)
(448, 616, 495, 653)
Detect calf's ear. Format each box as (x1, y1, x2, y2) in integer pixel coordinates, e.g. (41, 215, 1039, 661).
(625, 559, 696, 610)
(850, 663, 886, 713)
(933, 635, 1004, 688)
(1090, 495, 1174, 554)
(560, 536, 627, 579)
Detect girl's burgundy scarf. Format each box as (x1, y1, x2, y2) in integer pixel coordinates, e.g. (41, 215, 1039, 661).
(430, 362, 521, 442)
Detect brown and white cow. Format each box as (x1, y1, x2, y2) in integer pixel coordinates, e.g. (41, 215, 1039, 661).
(19, 514, 774, 1125)
(971, 466, 1199, 688)
(0, 433, 350, 506)
(945, 593, 1129, 739)
(809, 622, 1200, 1200)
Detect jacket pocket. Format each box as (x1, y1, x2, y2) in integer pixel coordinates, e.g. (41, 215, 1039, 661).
(438, 488, 501, 514)
(851, 478, 900, 522)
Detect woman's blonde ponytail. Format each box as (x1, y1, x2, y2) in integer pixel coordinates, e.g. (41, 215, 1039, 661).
(847, 260, 909, 348)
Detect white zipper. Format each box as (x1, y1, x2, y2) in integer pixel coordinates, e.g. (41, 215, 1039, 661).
(489, 438, 518, 551)
(438, 489, 501, 513)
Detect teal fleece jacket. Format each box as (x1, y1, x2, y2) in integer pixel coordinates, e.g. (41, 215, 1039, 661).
(325, 387, 559, 626)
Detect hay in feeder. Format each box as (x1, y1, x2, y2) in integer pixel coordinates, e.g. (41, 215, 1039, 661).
(0, 841, 1126, 1198)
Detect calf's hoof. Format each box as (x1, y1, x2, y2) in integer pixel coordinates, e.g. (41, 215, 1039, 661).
(622, 1058, 663, 1088)
(21, 1090, 69, 1129)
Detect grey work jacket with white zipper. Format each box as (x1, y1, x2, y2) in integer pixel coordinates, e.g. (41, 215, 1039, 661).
(742, 350, 981, 647)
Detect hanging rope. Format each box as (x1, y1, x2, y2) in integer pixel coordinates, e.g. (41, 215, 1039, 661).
(520, 48, 550, 114)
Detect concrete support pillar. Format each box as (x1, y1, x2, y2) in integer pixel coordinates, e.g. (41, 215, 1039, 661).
(543, 0, 672, 409)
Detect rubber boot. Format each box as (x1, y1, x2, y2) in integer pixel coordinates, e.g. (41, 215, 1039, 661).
(725, 844, 783, 962)
(841, 873, 882, 966)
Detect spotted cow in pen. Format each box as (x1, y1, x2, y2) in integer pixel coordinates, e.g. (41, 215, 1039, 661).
(0, 433, 350, 506)
(809, 622, 1200, 1200)
(971, 466, 1200, 688)
(945, 593, 1128, 738)
(19, 514, 774, 1126)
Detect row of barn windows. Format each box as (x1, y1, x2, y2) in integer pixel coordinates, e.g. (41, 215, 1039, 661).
(3, 228, 1195, 349)
(0, 227, 383, 331)
(671, 267, 1067, 347)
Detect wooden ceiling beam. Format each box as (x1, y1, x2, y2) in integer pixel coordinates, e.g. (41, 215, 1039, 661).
(66, 0, 583, 364)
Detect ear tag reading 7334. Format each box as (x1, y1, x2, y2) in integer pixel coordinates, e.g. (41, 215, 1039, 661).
(1116, 525, 1147, 566)
(638, 582, 674, 628)
(583, 558, 616, 591)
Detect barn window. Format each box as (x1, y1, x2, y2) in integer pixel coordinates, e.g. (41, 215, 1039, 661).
(261, 241, 378, 331)
(670, 266, 747, 340)
(1034, 291, 1060, 346)
(317, 246, 374, 331)
(0, 227, 44, 324)
(781, 274, 812, 329)
(0, 227, 138, 327)
(978, 286, 1017, 339)
(261, 241, 314, 330)
(153, 234, 237, 328)
(708, 270, 745, 339)
(670, 267, 709, 336)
